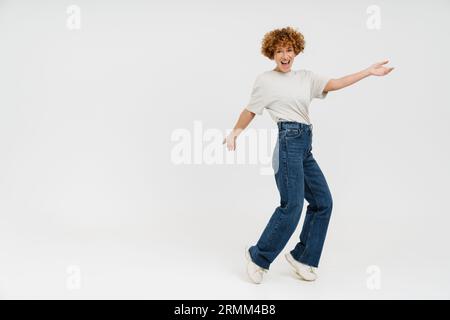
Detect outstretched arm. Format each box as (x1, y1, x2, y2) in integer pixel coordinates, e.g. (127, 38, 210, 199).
(324, 60, 394, 92)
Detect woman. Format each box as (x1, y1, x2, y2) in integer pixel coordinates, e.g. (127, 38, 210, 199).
(223, 26, 394, 284)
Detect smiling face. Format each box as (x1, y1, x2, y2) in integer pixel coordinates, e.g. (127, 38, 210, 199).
(273, 43, 296, 73)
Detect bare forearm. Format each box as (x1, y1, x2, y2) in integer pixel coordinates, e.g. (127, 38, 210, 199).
(223, 109, 255, 151)
(324, 60, 394, 92)
(326, 68, 371, 92)
(230, 109, 255, 137)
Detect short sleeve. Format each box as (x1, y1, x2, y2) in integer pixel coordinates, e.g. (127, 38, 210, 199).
(245, 76, 266, 115)
(310, 71, 331, 99)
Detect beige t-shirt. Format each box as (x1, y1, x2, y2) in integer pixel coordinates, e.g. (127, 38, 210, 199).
(245, 69, 331, 124)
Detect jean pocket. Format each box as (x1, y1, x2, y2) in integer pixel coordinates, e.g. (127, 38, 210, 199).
(285, 128, 302, 138)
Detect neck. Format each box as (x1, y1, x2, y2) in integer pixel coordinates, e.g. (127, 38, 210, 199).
(274, 67, 291, 73)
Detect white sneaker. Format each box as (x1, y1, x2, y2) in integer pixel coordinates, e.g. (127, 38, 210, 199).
(285, 252, 317, 281)
(245, 246, 268, 284)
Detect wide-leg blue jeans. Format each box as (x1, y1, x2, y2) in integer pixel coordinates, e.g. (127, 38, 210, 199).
(249, 121, 333, 269)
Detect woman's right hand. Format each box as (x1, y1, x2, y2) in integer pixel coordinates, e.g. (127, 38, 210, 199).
(222, 134, 237, 151)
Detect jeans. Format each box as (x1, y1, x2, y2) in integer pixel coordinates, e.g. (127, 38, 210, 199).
(249, 121, 333, 269)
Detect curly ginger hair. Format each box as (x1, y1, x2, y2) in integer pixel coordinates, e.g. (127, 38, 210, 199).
(261, 26, 305, 60)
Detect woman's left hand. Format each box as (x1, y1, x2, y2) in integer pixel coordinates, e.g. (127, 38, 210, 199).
(368, 60, 395, 76)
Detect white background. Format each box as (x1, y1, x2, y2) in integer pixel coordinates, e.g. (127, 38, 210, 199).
(1, 0, 449, 299)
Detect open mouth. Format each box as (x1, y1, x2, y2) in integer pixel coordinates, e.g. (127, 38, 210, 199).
(281, 60, 290, 65)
